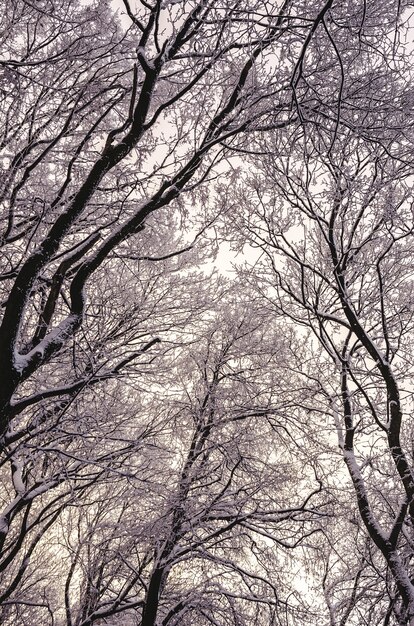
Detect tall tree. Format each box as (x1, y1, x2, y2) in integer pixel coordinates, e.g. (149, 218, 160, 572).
(2, 0, 413, 623)
(231, 1, 414, 616)
(0, 0, 294, 608)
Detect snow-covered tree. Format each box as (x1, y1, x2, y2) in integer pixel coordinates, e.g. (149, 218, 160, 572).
(1, 0, 413, 623)
(231, 3, 414, 618)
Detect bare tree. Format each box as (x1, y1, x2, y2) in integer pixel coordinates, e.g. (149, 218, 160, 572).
(0, 0, 341, 620)
(233, 4, 414, 624)
(3, 0, 413, 623)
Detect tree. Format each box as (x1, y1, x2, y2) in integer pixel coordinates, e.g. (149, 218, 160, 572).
(2, 0, 413, 623)
(0, 0, 340, 620)
(51, 286, 325, 626)
(231, 2, 414, 616)
(0, 0, 294, 614)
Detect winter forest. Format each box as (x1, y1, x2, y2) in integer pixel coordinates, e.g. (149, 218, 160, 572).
(2, 0, 414, 624)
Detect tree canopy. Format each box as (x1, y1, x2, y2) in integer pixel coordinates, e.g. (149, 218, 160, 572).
(1, 0, 414, 624)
